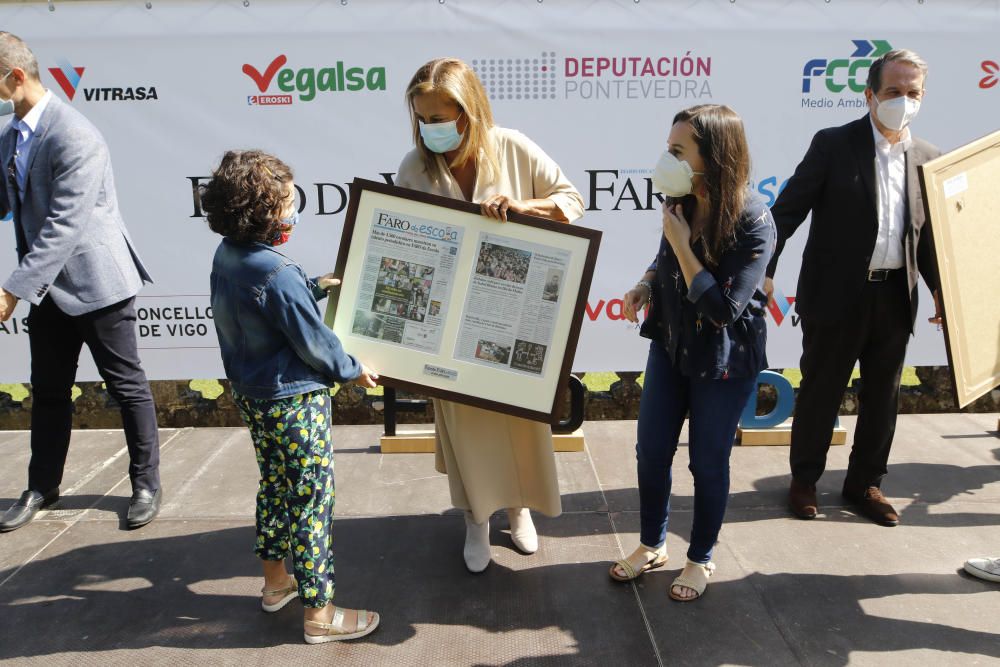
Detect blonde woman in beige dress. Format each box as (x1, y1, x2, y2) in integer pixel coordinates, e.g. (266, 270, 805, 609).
(395, 58, 584, 572)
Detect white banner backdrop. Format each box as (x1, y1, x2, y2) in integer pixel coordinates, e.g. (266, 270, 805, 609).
(1, 0, 997, 381)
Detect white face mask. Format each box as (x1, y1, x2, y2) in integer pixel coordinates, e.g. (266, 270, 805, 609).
(873, 93, 920, 132)
(651, 149, 703, 197)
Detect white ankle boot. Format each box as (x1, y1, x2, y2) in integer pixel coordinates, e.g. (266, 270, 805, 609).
(463, 511, 491, 572)
(507, 507, 537, 554)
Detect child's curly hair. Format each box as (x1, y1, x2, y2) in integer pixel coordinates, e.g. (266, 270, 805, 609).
(200, 150, 293, 243)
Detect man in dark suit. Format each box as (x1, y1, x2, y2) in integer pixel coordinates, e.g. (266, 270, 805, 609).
(0, 33, 161, 531)
(765, 49, 942, 526)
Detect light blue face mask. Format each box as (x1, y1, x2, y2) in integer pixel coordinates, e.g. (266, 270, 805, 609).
(419, 116, 464, 153)
(0, 70, 14, 116)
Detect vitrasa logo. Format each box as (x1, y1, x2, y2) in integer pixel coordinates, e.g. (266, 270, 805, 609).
(800, 39, 889, 110)
(767, 285, 798, 326)
(980, 60, 999, 89)
(242, 54, 386, 106)
(48, 60, 158, 102)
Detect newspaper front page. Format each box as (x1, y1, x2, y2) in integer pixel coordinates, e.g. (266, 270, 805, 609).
(454, 232, 571, 377)
(349, 208, 463, 354)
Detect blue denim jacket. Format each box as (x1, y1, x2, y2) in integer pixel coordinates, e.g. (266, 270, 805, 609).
(210, 239, 362, 399)
(640, 191, 776, 379)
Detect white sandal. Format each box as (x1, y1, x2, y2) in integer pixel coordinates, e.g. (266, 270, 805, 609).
(303, 607, 380, 644)
(260, 581, 298, 613)
(669, 560, 715, 602)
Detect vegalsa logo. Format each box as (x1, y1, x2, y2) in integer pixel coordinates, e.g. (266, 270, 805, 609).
(980, 60, 999, 89)
(48, 59, 158, 102)
(243, 54, 387, 106)
(800, 40, 889, 110)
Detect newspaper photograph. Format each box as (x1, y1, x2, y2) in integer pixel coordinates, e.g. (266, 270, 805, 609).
(349, 208, 463, 354)
(454, 232, 572, 376)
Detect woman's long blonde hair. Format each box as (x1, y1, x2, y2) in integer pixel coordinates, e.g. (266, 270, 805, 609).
(405, 58, 500, 185)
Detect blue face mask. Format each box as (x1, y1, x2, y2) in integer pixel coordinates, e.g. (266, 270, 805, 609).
(271, 209, 298, 246)
(419, 116, 464, 153)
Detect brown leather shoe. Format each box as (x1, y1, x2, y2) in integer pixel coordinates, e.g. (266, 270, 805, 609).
(788, 479, 817, 519)
(844, 486, 899, 527)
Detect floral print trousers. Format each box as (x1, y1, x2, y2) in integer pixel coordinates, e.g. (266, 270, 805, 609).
(234, 389, 336, 608)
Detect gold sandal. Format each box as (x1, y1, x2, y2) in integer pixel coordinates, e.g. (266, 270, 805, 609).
(303, 607, 380, 644)
(669, 560, 715, 602)
(609, 547, 668, 582)
(260, 581, 298, 613)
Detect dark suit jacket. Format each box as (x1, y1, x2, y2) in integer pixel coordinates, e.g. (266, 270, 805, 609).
(766, 114, 941, 330)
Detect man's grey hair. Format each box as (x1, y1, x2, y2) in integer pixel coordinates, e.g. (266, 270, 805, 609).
(0, 32, 40, 80)
(867, 49, 928, 92)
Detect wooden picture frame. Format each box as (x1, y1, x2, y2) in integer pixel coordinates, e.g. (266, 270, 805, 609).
(918, 128, 1000, 408)
(325, 178, 601, 423)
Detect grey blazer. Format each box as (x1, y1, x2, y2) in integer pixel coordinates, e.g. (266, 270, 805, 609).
(1, 95, 151, 316)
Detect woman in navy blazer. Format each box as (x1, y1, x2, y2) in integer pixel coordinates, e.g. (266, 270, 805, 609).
(609, 104, 775, 602)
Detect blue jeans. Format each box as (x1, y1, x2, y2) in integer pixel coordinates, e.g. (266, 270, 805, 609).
(636, 341, 756, 563)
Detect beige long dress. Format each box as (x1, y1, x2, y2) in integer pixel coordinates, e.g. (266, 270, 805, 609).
(395, 126, 585, 523)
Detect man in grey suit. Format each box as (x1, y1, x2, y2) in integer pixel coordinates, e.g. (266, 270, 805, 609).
(0, 32, 161, 531)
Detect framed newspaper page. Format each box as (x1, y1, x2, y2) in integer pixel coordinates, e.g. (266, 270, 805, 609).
(325, 178, 602, 423)
(918, 128, 1000, 408)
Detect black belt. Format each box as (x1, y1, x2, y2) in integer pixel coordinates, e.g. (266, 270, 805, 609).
(866, 268, 904, 282)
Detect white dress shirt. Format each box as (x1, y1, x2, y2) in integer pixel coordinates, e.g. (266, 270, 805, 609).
(869, 115, 910, 270)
